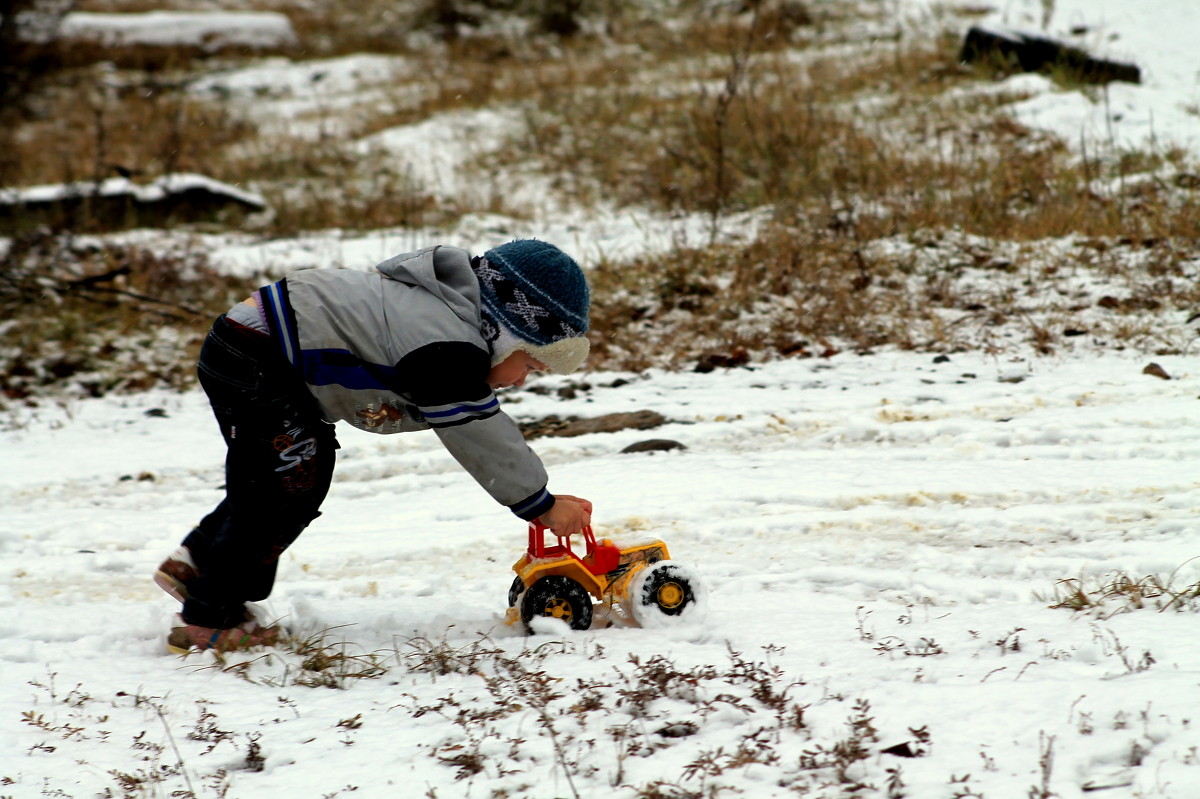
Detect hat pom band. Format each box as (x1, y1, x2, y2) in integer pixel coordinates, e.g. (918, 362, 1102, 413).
(492, 334, 589, 374)
(526, 336, 590, 374)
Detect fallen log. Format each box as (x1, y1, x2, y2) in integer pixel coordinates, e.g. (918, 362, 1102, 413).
(0, 173, 268, 233)
(959, 25, 1140, 85)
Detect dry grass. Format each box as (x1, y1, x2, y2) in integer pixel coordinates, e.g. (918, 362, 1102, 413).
(16, 2, 1198, 239)
(588, 217, 1200, 371)
(511, 23, 1199, 243)
(2, 81, 255, 193)
(1046, 564, 1200, 618)
(0, 232, 244, 403)
(588, 228, 896, 370)
(2, 0, 1199, 393)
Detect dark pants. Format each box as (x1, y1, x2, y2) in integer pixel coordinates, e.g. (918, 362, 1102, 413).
(181, 315, 337, 628)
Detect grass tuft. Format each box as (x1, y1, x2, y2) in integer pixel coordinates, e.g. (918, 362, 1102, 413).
(1045, 561, 1200, 617)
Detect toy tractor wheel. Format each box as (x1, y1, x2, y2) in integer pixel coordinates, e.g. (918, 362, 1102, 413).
(521, 575, 593, 632)
(507, 576, 525, 608)
(630, 561, 698, 626)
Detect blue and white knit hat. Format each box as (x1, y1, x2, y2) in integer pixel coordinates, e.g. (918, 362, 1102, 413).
(476, 240, 590, 373)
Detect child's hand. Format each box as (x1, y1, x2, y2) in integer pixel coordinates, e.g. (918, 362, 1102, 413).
(539, 495, 592, 536)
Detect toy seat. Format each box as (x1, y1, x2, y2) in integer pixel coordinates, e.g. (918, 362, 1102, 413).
(586, 539, 621, 575)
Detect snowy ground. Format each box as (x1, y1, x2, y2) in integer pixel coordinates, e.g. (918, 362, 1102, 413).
(3, 0, 1200, 796)
(4, 349, 1200, 797)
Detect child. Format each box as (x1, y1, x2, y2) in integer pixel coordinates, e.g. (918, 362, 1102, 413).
(155, 240, 594, 654)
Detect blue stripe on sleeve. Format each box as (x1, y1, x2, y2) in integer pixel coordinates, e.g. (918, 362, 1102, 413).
(421, 397, 500, 419)
(511, 488, 553, 520)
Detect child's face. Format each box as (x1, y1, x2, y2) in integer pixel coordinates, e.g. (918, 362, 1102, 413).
(488, 351, 547, 390)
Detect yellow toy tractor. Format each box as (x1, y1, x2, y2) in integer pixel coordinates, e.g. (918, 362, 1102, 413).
(505, 521, 701, 632)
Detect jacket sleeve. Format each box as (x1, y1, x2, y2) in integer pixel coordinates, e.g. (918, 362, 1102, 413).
(394, 342, 554, 520)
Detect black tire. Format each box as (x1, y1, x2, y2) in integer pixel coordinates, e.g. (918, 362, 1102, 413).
(507, 576, 525, 608)
(521, 575, 593, 632)
(631, 562, 696, 625)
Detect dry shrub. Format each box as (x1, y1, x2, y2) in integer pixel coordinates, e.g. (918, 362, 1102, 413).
(510, 25, 967, 220)
(3, 0, 1197, 393)
(587, 223, 932, 372)
(0, 232, 244, 402)
(587, 214, 1200, 372)
(845, 128, 1197, 243)
(1, 73, 255, 191)
(1049, 567, 1200, 617)
(285, 0, 416, 56)
(235, 141, 459, 234)
(510, 17, 1198, 247)
(14, 0, 1194, 244)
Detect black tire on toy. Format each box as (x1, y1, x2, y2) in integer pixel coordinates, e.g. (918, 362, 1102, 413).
(507, 575, 525, 608)
(630, 561, 697, 625)
(521, 575, 593, 632)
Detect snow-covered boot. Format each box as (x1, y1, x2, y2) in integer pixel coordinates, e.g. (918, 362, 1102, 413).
(166, 613, 280, 655)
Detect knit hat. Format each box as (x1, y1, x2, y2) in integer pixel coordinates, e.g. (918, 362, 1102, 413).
(476, 240, 590, 373)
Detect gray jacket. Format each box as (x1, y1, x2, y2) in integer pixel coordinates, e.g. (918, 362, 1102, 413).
(258, 245, 553, 520)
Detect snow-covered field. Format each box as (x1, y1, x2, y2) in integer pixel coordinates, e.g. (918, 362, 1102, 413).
(3, 0, 1200, 796)
(4, 350, 1200, 797)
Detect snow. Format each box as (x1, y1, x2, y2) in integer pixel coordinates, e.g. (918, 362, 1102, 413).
(187, 55, 420, 141)
(980, 0, 1200, 153)
(355, 108, 528, 200)
(3, 1, 1200, 797)
(5, 348, 1200, 797)
(57, 11, 298, 52)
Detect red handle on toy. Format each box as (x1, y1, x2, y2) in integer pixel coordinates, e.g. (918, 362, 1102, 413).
(528, 520, 596, 559)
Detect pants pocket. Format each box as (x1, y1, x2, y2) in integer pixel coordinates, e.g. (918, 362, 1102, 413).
(197, 329, 261, 393)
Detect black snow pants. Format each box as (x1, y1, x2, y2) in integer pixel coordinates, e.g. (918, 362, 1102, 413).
(182, 314, 337, 628)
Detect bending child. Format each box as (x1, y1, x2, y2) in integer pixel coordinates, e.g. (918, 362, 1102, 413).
(154, 240, 593, 654)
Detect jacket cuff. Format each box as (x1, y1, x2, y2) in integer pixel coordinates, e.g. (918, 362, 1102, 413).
(510, 488, 554, 521)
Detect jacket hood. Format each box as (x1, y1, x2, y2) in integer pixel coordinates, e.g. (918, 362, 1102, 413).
(374, 245, 482, 328)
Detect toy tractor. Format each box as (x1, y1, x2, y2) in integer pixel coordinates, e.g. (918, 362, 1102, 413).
(505, 521, 701, 632)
